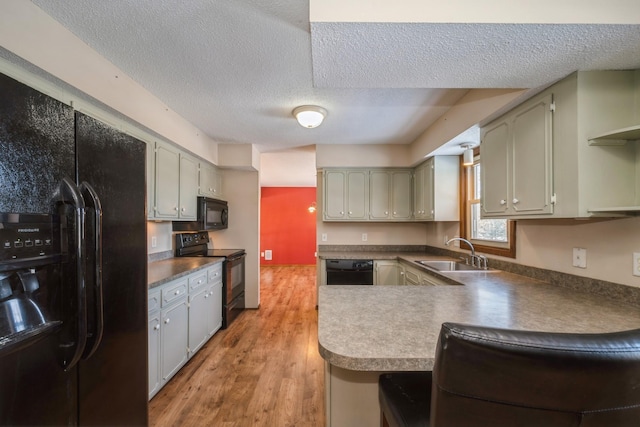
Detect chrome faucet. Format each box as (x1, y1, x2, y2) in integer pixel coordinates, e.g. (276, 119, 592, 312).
(445, 237, 475, 257)
(445, 237, 488, 269)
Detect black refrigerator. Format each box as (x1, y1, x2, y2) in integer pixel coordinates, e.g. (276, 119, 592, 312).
(0, 72, 148, 425)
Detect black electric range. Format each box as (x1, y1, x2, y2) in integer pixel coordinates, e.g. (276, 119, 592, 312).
(174, 232, 246, 328)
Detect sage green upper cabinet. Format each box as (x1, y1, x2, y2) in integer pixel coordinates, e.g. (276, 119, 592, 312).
(323, 169, 369, 221)
(481, 70, 640, 219)
(369, 169, 413, 221)
(481, 93, 554, 217)
(153, 141, 180, 219)
(199, 161, 223, 199)
(148, 140, 199, 220)
(414, 156, 459, 221)
(178, 153, 198, 219)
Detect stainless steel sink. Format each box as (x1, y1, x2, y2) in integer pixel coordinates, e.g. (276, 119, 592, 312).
(416, 260, 497, 272)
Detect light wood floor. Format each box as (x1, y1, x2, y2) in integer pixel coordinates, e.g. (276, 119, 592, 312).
(149, 265, 325, 427)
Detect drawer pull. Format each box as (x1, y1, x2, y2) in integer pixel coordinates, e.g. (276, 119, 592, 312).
(174, 290, 180, 295)
(164, 318, 170, 324)
(154, 324, 160, 331)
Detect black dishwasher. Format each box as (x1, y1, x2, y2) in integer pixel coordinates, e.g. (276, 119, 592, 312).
(326, 259, 374, 285)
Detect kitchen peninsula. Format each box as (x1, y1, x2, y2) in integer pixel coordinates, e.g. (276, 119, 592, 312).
(317, 252, 640, 427)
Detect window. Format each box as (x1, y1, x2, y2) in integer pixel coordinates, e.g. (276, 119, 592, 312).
(460, 151, 516, 258)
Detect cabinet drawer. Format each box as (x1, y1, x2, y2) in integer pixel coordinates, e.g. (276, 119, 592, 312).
(148, 289, 161, 314)
(188, 271, 208, 292)
(207, 263, 223, 283)
(162, 279, 188, 307)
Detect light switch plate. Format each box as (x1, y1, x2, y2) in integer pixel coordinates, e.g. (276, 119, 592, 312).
(572, 248, 587, 268)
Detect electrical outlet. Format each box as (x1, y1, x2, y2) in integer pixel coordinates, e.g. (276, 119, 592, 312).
(265, 250, 272, 261)
(633, 253, 640, 277)
(362, 233, 367, 242)
(151, 236, 157, 248)
(572, 248, 587, 269)
(321, 233, 327, 242)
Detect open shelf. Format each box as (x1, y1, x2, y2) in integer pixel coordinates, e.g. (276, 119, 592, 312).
(588, 125, 640, 145)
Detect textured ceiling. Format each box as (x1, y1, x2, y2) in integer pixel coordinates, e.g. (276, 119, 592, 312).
(30, 0, 640, 154)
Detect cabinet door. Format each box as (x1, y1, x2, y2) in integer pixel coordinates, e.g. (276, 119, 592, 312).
(199, 162, 223, 198)
(154, 141, 180, 218)
(511, 95, 554, 215)
(324, 170, 347, 220)
(404, 267, 420, 286)
(179, 154, 198, 219)
(422, 159, 435, 221)
(188, 287, 209, 357)
(413, 164, 426, 219)
(148, 311, 161, 400)
(374, 261, 400, 285)
(199, 161, 214, 197)
(161, 299, 188, 382)
(208, 282, 223, 335)
(391, 170, 412, 220)
(369, 171, 391, 220)
(346, 170, 368, 219)
(481, 121, 510, 216)
(147, 142, 156, 219)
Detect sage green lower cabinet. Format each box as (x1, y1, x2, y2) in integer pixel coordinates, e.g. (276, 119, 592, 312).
(148, 263, 224, 400)
(148, 289, 161, 400)
(207, 264, 224, 335)
(373, 260, 403, 285)
(374, 260, 449, 286)
(160, 279, 189, 387)
(400, 261, 449, 286)
(188, 271, 209, 357)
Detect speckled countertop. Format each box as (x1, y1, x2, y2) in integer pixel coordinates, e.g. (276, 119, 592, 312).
(317, 252, 640, 372)
(148, 257, 224, 289)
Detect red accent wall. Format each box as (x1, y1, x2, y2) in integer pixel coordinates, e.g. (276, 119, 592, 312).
(260, 187, 316, 265)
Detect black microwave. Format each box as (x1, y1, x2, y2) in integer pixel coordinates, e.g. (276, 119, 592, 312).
(172, 197, 228, 231)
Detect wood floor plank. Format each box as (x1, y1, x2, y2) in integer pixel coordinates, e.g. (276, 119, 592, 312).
(149, 265, 325, 427)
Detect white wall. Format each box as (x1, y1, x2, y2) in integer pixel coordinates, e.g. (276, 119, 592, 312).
(212, 169, 261, 308)
(261, 146, 317, 187)
(426, 218, 640, 289)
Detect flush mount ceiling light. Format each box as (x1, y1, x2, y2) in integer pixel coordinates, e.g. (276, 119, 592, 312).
(292, 105, 327, 128)
(461, 144, 475, 166)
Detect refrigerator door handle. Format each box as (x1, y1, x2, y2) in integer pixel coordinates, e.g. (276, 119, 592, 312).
(79, 181, 104, 359)
(52, 177, 88, 371)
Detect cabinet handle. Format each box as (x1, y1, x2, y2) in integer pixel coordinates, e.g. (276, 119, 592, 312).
(512, 198, 519, 204)
(164, 318, 170, 324)
(174, 206, 178, 211)
(348, 211, 352, 215)
(500, 199, 507, 205)
(181, 207, 186, 212)
(385, 211, 388, 215)
(174, 290, 180, 295)
(393, 211, 397, 215)
(154, 324, 160, 330)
